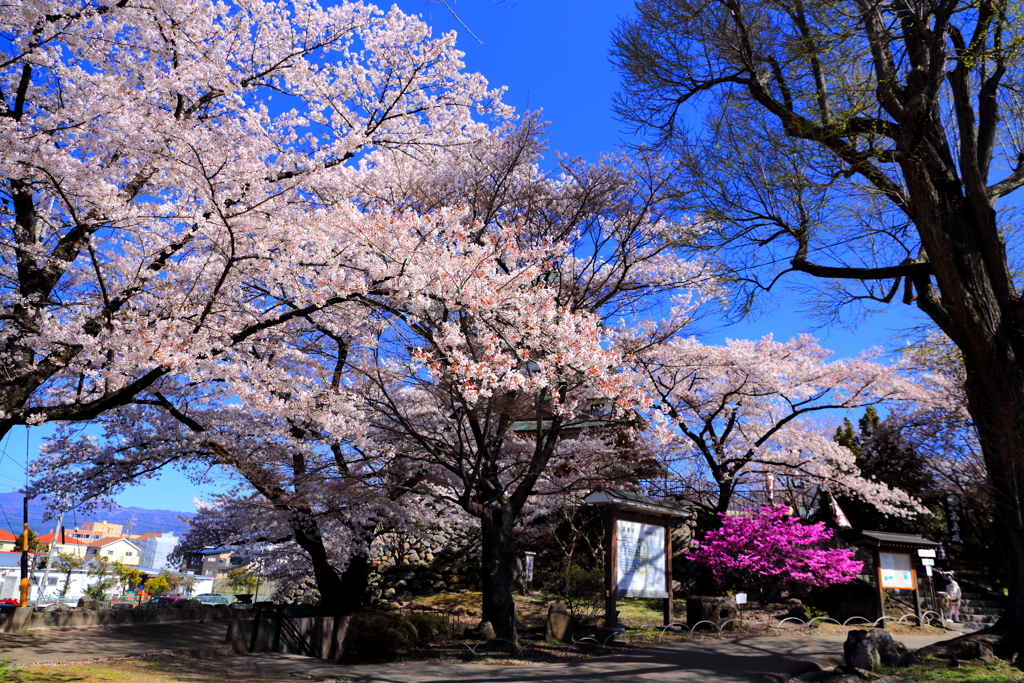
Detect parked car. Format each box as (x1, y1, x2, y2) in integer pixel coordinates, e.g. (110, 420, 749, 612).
(0, 599, 19, 606)
(148, 596, 187, 606)
(195, 594, 232, 606)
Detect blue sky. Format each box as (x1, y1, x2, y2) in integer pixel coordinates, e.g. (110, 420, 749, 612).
(0, 0, 931, 516)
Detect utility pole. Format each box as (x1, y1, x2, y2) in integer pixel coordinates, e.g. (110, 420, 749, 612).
(36, 499, 66, 604)
(20, 494, 29, 606)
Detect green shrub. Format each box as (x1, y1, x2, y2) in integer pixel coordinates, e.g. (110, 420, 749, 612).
(344, 612, 418, 661)
(405, 613, 451, 645)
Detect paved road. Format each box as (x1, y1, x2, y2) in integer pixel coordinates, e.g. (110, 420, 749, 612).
(238, 635, 955, 683)
(0, 623, 955, 682)
(0, 622, 229, 665)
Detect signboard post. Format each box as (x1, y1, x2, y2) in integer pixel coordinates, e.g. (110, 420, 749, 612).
(585, 489, 690, 628)
(603, 512, 673, 626)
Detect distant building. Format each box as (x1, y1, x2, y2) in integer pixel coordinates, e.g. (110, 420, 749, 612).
(183, 548, 247, 579)
(36, 532, 91, 559)
(85, 538, 142, 566)
(135, 532, 180, 571)
(0, 530, 15, 552)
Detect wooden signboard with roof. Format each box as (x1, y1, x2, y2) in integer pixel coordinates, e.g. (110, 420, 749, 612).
(584, 488, 691, 627)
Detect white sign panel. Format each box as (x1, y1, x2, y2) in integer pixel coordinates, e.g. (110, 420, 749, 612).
(616, 520, 667, 598)
(879, 552, 915, 589)
(917, 549, 936, 558)
(524, 553, 535, 583)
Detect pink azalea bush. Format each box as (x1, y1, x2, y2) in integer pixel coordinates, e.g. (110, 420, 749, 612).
(685, 505, 862, 602)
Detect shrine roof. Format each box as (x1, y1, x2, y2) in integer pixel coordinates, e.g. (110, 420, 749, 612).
(583, 488, 691, 519)
(846, 530, 939, 549)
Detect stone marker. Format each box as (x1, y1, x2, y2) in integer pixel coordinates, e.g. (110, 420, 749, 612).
(685, 595, 739, 629)
(76, 596, 101, 611)
(545, 600, 573, 643)
(843, 629, 907, 671)
(473, 621, 496, 640)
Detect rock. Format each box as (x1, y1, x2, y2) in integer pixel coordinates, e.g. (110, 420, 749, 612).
(381, 601, 402, 611)
(474, 621, 496, 640)
(382, 588, 396, 598)
(43, 602, 73, 612)
(918, 634, 1003, 663)
(451, 583, 467, 591)
(545, 600, 573, 643)
(595, 626, 628, 645)
(173, 598, 203, 609)
(76, 596, 101, 611)
(686, 595, 739, 629)
(110, 602, 134, 610)
(844, 630, 905, 671)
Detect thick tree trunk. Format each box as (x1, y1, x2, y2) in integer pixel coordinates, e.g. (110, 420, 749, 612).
(289, 509, 352, 614)
(480, 506, 519, 643)
(958, 355, 1024, 651)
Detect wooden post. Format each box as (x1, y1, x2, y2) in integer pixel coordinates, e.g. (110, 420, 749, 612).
(663, 520, 673, 626)
(604, 510, 618, 627)
(873, 549, 886, 629)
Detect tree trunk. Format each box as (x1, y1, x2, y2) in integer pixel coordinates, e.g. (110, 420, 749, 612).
(289, 509, 350, 613)
(480, 505, 519, 643)
(958, 354, 1024, 651)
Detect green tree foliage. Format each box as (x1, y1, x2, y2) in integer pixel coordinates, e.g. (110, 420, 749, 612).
(85, 557, 116, 601)
(52, 551, 84, 597)
(831, 408, 944, 536)
(226, 566, 258, 595)
(144, 575, 171, 596)
(14, 529, 40, 553)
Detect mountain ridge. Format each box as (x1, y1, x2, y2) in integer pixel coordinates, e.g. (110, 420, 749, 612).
(0, 492, 193, 537)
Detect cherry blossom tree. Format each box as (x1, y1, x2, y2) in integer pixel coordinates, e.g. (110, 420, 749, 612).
(0, 0, 509, 437)
(686, 505, 862, 603)
(346, 134, 715, 641)
(628, 334, 925, 516)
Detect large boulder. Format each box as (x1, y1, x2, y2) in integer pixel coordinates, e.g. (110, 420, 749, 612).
(686, 595, 739, 629)
(172, 598, 203, 609)
(545, 600, 573, 643)
(43, 602, 73, 612)
(844, 629, 910, 671)
(76, 596, 101, 611)
(917, 633, 1002, 662)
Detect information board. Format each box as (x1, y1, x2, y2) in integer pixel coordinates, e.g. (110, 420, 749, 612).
(616, 520, 667, 598)
(878, 552, 915, 589)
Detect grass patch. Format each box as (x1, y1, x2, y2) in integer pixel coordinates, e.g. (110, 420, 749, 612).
(881, 658, 1024, 683)
(0, 655, 305, 683)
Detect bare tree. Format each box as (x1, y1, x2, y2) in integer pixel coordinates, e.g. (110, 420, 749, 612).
(613, 0, 1024, 649)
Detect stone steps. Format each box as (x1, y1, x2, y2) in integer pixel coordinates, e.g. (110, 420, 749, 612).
(949, 590, 1003, 628)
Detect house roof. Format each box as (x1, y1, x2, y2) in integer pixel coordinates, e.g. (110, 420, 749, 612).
(37, 533, 90, 545)
(87, 537, 141, 549)
(584, 488, 691, 518)
(0, 530, 15, 542)
(0, 551, 44, 566)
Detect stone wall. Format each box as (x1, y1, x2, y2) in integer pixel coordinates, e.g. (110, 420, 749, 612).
(364, 524, 483, 606)
(367, 564, 482, 607)
(370, 524, 480, 567)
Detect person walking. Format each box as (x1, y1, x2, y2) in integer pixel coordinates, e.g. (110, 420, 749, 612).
(945, 572, 962, 623)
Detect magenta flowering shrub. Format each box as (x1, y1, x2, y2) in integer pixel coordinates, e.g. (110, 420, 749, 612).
(685, 505, 862, 600)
